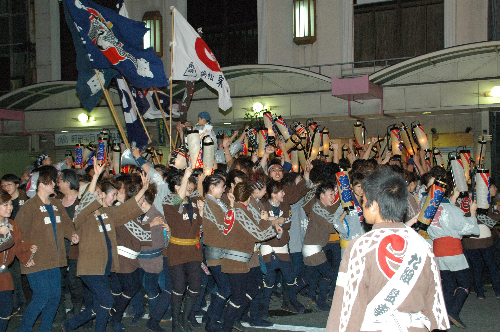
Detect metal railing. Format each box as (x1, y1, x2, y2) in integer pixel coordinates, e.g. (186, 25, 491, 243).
(296, 57, 413, 78)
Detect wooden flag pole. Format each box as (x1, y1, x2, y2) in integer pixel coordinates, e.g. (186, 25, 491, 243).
(153, 89, 173, 146)
(94, 69, 130, 149)
(169, 7, 175, 151)
(121, 76, 160, 164)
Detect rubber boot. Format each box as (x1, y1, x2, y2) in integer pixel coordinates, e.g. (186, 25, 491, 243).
(171, 297, 184, 332)
(180, 296, 197, 332)
(448, 287, 469, 328)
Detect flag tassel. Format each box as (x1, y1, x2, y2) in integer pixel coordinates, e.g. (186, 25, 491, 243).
(94, 69, 130, 149)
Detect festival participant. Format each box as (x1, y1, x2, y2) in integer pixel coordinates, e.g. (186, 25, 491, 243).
(463, 182, 500, 300)
(427, 174, 479, 328)
(26, 154, 73, 198)
(16, 168, 79, 332)
(301, 181, 341, 311)
(220, 183, 282, 332)
(162, 168, 204, 332)
(62, 160, 149, 332)
(110, 176, 162, 332)
(56, 170, 83, 318)
(137, 185, 171, 332)
(260, 180, 305, 316)
(326, 167, 449, 332)
(1, 174, 28, 220)
(201, 173, 231, 332)
(0, 189, 36, 332)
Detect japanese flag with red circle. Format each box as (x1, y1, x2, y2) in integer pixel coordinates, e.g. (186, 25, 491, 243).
(171, 7, 232, 111)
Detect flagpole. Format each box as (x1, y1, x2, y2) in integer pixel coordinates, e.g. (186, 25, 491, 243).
(94, 69, 130, 149)
(169, 6, 174, 152)
(153, 88, 173, 145)
(121, 76, 160, 164)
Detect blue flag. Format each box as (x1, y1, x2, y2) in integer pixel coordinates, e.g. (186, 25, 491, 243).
(64, 0, 168, 88)
(116, 77, 150, 148)
(63, 1, 117, 111)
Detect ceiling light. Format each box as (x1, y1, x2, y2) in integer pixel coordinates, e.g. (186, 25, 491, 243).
(61, 130, 68, 133)
(422, 111, 431, 115)
(224, 122, 231, 125)
(252, 102, 264, 113)
(78, 113, 89, 123)
(490, 86, 500, 97)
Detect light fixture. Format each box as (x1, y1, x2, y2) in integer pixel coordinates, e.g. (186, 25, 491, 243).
(490, 86, 500, 97)
(293, 0, 316, 45)
(422, 111, 431, 115)
(78, 113, 89, 123)
(252, 102, 264, 113)
(224, 122, 231, 125)
(61, 130, 68, 133)
(89, 116, 95, 121)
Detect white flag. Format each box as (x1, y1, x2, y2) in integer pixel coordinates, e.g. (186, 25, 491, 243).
(171, 7, 232, 111)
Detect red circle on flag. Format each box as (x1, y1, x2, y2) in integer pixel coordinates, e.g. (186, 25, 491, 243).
(195, 38, 221, 72)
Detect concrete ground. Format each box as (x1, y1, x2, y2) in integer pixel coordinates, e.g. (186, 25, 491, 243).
(6, 287, 500, 331)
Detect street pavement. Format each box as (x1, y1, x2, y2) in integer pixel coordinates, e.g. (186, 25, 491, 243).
(7, 286, 500, 331)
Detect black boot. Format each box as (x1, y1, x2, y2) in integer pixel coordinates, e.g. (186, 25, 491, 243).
(181, 296, 197, 332)
(448, 287, 469, 328)
(171, 297, 184, 332)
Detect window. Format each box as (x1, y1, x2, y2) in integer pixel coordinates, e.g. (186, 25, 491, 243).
(143, 11, 163, 57)
(293, 0, 316, 45)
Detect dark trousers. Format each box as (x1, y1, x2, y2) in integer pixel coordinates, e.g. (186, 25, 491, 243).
(67, 275, 114, 332)
(324, 242, 341, 296)
(223, 272, 258, 332)
(311, 261, 335, 305)
(67, 259, 84, 308)
(262, 254, 298, 308)
(440, 268, 472, 317)
(0, 290, 13, 332)
(465, 246, 500, 297)
(20, 268, 61, 332)
(111, 269, 142, 324)
(206, 265, 231, 326)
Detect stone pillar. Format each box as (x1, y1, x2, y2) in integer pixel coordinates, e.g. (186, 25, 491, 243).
(35, 0, 61, 83)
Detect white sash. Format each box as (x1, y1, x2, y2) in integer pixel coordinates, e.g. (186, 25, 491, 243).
(360, 229, 431, 332)
(117, 246, 140, 259)
(260, 244, 289, 256)
(302, 244, 322, 258)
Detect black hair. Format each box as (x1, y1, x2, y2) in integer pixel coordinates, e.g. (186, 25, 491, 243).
(60, 169, 80, 191)
(315, 180, 337, 200)
(167, 169, 184, 193)
(233, 156, 254, 174)
(309, 160, 325, 184)
(266, 180, 284, 199)
(350, 172, 365, 188)
(202, 173, 226, 195)
(1, 174, 20, 185)
(100, 179, 121, 195)
(124, 175, 142, 200)
(324, 162, 340, 182)
(37, 167, 58, 189)
(267, 158, 282, 170)
(144, 183, 157, 205)
(338, 158, 351, 171)
(282, 172, 300, 186)
(362, 167, 408, 222)
(226, 169, 245, 188)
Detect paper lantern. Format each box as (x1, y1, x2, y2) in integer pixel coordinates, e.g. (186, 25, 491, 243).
(203, 136, 215, 175)
(476, 169, 490, 210)
(412, 122, 430, 151)
(291, 150, 299, 173)
(390, 126, 402, 156)
(353, 120, 365, 149)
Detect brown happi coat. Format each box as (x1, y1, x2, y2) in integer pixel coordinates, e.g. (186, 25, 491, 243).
(115, 215, 152, 273)
(220, 202, 276, 274)
(260, 199, 291, 263)
(73, 191, 144, 276)
(303, 199, 341, 266)
(16, 195, 75, 274)
(163, 194, 203, 266)
(139, 206, 166, 274)
(202, 194, 229, 267)
(0, 219, 33, 290)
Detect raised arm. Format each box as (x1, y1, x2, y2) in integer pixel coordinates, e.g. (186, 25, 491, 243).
(177, 168, 193, 201)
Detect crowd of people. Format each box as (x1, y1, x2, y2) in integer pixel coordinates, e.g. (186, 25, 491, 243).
(0, 114, 499, 332)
